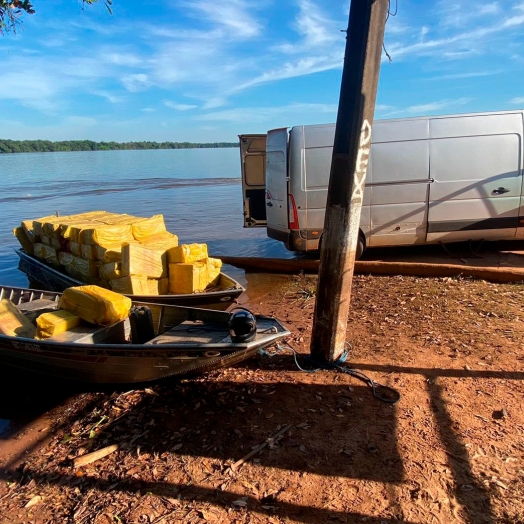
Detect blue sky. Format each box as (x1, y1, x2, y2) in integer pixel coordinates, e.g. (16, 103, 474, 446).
(1, 0, 523, 142)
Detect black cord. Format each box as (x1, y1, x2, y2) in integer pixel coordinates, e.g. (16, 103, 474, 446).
(265, 341, 401, 404)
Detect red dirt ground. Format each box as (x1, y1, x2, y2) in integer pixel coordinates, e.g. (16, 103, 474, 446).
(0, 241, 524, 524)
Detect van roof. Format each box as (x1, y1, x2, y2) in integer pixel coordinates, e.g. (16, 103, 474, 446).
(286, 108, 524, 131)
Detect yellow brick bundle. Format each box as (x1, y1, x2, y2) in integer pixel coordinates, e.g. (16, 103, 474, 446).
(35, 310, 82, 340)
(168, 243, 208, 264)
(110, 275, 168, 296)
(60, 285, 132, 325)
(131, 214, 167, 242)
(58, 252, 100, 283)
(13, 226, 34, 255)
(121, 242, 168, 279)
(0, 299, 36, 338)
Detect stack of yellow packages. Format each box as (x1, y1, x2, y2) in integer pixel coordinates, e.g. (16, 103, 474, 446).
(14, 212, 180, 295)
(13, 211, 223, 295)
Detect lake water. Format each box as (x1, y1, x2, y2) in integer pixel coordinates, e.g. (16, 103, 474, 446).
(0, 148, 295, 287)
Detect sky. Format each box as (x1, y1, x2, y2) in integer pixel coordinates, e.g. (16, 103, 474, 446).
(1, 0, 523, 143)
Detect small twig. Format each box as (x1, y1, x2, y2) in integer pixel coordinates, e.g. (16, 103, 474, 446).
(73, 444, 119, 468)
(151, 509, 180, 524)
(230, 425, 292, 471)
(474, 414, 489, 422)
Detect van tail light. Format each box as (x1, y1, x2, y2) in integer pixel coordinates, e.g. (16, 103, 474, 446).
(288, 194, 300, 230)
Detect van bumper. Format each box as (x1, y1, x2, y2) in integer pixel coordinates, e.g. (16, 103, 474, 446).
(268, 227, 320, 252)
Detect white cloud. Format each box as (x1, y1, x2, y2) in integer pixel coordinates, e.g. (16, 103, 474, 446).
(273, 0, 339, 54)
(375, 104, 396, 112)
(0, 70, 64, 113)
(164, 100, 198, 111)
(196, 102, 337, 123)
(510, 96, 524, 104)
(93, 91, 126, 103)
(202, 97, 227, 110)
(65, 116, 98, 127)
(437, 1, 501, 29)
(232, 55, 342, 93)
(427, 70, 502, 80)
(405, 98, 472, 114)
(121, 74, 150, 92)
(181, 0, 261, 38)
(385, 2, 524, 63)
(102, 52, 143, 67)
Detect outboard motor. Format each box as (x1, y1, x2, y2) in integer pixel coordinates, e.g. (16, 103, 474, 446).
(229, 307, 257, 343)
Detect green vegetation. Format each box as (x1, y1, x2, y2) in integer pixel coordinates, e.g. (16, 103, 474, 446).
(1, 0, 110, 34)
(0, 139, 240, 154)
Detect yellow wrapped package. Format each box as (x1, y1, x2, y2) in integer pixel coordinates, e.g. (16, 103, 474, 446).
(131, 214, 166, 242)
(110, 276, 167, 296)
(60, 220, 98, 242)
(58, 252, 100, 282)
(167, 243, 208, 264)
(139, 231, 178, 250)
(97, 213, 140, 225)
(35, 310, 82, 340)
(0, 299, 36, 338)
(13, 226, 35, 255)
(41, 215, 68, 237)
(32, 215, 59, 238)
(110, 275, 159, 295)
(60, 286, 132, 325)
(169, 262, 208, 294)
(79, 223, 134, 246)
(21, 219, 35, 242)
(34, 243, 59, 266)
(110, 275, 140, 294)
(206, 257, 222, 286)
(94, 243, 128, 263)
(121, 242, 167, 279)
(99, 262, 122, 281)
(157, 278, 169, 295)
(80, 244, 97, 260)
(69, 241, 83, 257)
(40, 234, 51, 246)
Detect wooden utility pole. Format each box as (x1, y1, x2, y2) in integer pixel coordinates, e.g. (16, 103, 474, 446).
(310, 0, 389, 363)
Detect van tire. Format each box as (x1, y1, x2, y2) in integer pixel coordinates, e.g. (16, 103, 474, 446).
(356, 234, 365, 260)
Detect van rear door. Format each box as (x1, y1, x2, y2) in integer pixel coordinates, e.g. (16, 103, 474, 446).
(239, 134, 267, 227)
(266, 128, 289, 234)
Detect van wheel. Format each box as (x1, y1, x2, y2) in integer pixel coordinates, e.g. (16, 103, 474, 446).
(356, 235, 365, 260)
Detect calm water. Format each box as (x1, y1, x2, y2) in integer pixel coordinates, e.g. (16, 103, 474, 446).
(0, 148, 294, 287)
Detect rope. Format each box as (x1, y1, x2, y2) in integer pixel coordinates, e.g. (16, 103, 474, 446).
(259, 340, 401, 404)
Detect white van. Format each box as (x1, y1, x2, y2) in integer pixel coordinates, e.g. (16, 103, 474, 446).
(239, 109, 524, 256)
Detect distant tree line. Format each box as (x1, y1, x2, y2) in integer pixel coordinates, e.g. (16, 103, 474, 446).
(0, 139, 240, 154)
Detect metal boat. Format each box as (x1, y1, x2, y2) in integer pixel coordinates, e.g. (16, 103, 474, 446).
(0, 285, 289, 384)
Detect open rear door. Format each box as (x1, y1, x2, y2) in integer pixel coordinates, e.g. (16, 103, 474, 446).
(239, 134, 267, 227)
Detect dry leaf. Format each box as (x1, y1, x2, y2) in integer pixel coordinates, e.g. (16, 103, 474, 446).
(25, 495, 42, 508)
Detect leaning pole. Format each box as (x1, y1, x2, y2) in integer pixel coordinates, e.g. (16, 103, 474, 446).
(310, 0, 389, 363)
